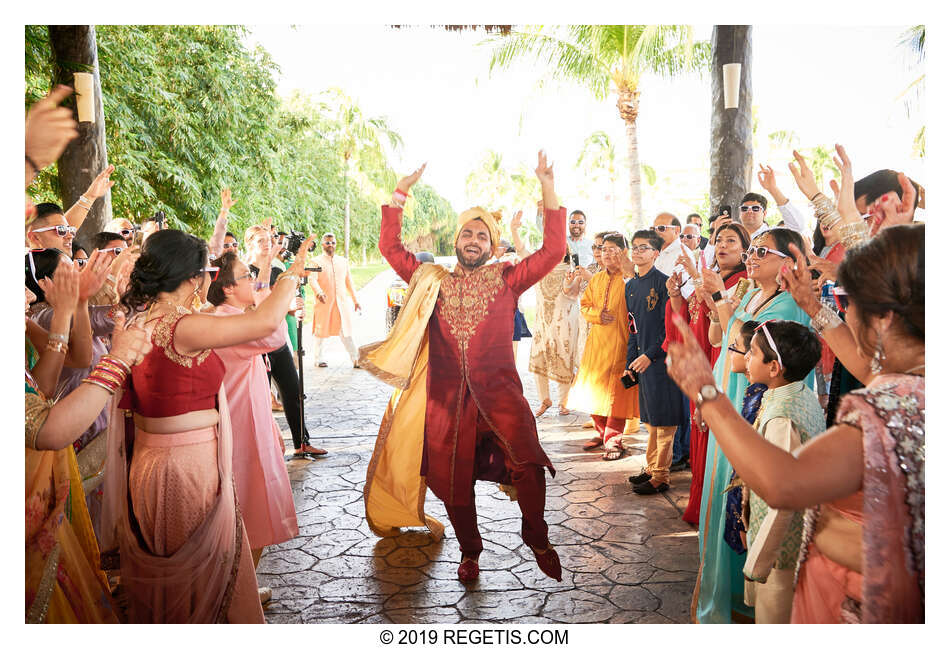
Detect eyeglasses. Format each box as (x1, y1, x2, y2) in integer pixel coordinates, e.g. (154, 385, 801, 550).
(755, 320, 783, 368)
(222, 242, 239, 250)
(651, 225, 678, 233)
(235, 270, 258, 282)
(569, 220, 585, 225)
(31, 224, 77, 238)
(727, 344, 746, 355)
(630, 244, 655, 253)
(740, 205, 763, 213)
(832, 287, 849, 312)
(99, 247, 124, 257)
(591, 244, 603, 251)
(601, 246, 623, 254)
(202, 267, 220, 282)
(679, 234, 700, 241)
(741, 246, 789, 263)
(75, 258, 88, 268)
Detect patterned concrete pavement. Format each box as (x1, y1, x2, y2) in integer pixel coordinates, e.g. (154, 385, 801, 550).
(261, 270, 698, 623)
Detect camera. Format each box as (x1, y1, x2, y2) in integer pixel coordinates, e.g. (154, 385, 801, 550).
(285, 230, 317, 256)
(152, 211, 166, 229)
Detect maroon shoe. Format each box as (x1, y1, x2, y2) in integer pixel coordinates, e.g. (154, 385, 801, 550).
(530, 544, 563, 582)
(457, 556, 480, 582)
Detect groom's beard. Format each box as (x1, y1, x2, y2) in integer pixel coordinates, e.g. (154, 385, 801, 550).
(455, 245, 491, 271)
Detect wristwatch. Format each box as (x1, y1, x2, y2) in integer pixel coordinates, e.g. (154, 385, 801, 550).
(695, 383, 723, 407)
(710, 290, 723, 302)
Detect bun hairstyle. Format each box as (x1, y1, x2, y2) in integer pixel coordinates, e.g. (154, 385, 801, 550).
(837, 223, 924, 352)
(120, 229, 208, 314)
(25, 248, 70, 304)
(207, 251, 240, 306)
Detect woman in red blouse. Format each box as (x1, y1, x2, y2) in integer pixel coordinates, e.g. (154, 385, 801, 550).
(101, 229, 315, 623)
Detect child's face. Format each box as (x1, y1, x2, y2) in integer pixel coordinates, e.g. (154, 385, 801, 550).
(745, 332, 780, 385)
(729, 337, 750, 374)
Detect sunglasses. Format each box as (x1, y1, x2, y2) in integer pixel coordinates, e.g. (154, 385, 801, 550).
(569, 219, 585, 225)
(740, 205, 763, 213)
(832, 287, 849, 312)
(630, 244, 655, 253)
(627, 312, 638, 335)
(119, 228, 136, 238)
(651, 225, 678, 233)
(222, 242, 239, 250)
(592, 244, 603, 250)
(679, 234, 700, 241)
(754, 320, 783, 368)
(99, 246, 124, 257)
(202, 267, 220, 282)
(741, 246, 789, 263)
(31, 224, 77, 238)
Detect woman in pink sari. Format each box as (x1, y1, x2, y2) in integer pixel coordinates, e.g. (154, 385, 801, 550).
(208, 252, 299, 595)
(101, 229, 316, 623)
(665, 185, 924, 627)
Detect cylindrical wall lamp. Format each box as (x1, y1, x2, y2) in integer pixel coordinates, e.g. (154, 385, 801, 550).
(723, 63, 741, 109)
(74, 72, 95, 123)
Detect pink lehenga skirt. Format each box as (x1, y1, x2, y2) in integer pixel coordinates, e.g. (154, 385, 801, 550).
(101, 389, 265, 623)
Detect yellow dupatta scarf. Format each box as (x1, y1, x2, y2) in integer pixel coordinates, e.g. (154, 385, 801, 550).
(358, 263, 449, 540)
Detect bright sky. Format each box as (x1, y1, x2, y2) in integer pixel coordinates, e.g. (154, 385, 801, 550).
(247, 24, 924, 235)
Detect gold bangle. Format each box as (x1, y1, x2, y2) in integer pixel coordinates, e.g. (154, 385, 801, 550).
(45, 341, 68, 355)
(839, 220, 870, 250)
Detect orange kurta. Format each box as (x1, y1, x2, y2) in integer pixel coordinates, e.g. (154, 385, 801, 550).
(566, 270, 639, 420)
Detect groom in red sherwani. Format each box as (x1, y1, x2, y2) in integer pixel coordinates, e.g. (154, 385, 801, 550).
(378, 152, 566, 582)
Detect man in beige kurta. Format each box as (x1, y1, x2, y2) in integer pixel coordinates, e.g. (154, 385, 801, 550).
(310, 233, 362, 367)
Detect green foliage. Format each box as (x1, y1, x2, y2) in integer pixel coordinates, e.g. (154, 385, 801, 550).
(24, 25, 453, 256)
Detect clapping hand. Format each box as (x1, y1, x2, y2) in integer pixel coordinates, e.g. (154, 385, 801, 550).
(781, 244, 822, 317)
(676, 248, 699, 280)
(110, 312, 152, 367)
(666, 271, 683, 297)
(77, 249, 113, 301)
(701, 267, 726, 294)
(39, 261, 80, 317)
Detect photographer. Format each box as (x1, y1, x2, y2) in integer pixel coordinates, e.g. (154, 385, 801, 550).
(310, 232, 362, 369)
(245, 225, 326, 458)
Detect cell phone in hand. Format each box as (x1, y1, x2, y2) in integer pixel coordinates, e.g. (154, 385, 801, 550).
(621, 372, 639, 389)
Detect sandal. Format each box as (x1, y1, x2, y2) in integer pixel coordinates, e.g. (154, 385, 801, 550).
(301, 444, 328, 456)
(603, 446, 625, 461)
(534, 399, 552, 418)
(558, 406, 571, 416)
(582, 437, 604, 451)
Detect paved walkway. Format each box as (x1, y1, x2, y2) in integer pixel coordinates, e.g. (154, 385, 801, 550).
(261, 269, 698, 623)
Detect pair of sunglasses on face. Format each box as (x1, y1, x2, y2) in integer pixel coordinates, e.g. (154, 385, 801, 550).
(679, 233, 700, 241)
(32, 224, 77, 238)
(650, 224, 678, 233)
(740, 245, 789, 263)
(740, 205, 764, 213)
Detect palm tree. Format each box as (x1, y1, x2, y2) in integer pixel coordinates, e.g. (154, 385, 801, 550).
(489, 25, 710, 229)
(575, 130, 620, 220)
(897, 25, 925, 159)
(321, 88, 403, 259)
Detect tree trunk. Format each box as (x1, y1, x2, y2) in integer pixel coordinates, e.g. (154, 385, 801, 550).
(617, 88, 643, 230)
(49, 25, 111, 252)
(710, 26, 754, 227)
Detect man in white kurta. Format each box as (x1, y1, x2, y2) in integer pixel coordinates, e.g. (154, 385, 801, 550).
(310, 233, 362, 367)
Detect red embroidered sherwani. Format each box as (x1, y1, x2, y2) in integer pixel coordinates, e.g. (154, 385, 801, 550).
(379, 205, 566, 507)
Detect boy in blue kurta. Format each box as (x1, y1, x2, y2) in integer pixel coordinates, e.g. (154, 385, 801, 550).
(624, 229, 687, 495)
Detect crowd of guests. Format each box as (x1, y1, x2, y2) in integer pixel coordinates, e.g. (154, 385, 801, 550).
(25, 84, 924, 625)
(520, 143, 925, 623)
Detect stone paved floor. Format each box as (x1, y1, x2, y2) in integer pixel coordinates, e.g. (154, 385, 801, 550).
(261, 270, 698, 623)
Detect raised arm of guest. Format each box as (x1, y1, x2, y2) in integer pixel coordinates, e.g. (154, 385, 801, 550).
(62, 165, 115, 229)
(507, 151, 566, 294)
(379, 164, 427, 283)
(510, 210, 529, 259)
(208, 188, 236, 259)
(24, 86, 78, 189)
(757, 163, 806, 235)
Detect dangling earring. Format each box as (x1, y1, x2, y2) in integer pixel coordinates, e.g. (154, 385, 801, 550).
(870, 328, 886, 374)
(190, 282, 202, 312)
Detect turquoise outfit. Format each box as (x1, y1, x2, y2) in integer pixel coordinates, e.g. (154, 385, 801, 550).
(694, 289, 813, 623)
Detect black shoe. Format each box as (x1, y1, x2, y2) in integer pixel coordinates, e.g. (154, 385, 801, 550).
(633, 480, 670, 495)
(628, 471, 652, 485)
(670, 459, 690, 473)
